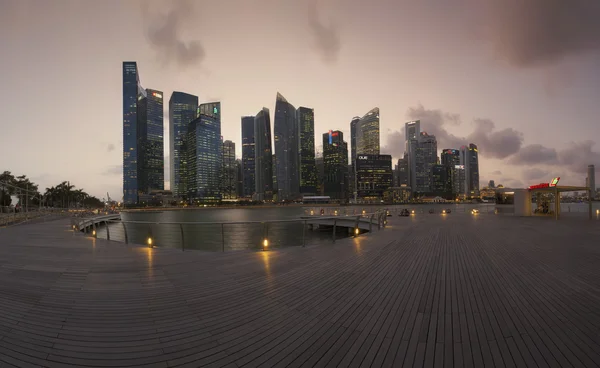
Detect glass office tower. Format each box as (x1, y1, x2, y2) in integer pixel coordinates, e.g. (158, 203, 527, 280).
(254, 108, 273, 201)
(298, 107, 317, 196)
(186, 113, 221, 203)
(169, 92, 198, 199)
(356, 154, 393, 202)
(322, 130, 349, 201)
(274, 93, 300, 201)
(122, 62, 145, 205)
(356, 107, 380, 155)
(241, 116, 256, 198)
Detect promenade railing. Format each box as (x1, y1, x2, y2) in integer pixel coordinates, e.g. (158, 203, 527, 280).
(0, 206, 72, 227)
(81, 210, 387, 252)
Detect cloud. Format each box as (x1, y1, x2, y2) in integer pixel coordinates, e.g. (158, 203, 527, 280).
(491, 170, 502, 176)
(508, 144, 558, 165)
(143, 0, 205, 68)
(102, 165, 121, 176)
(308, 0, 341, 64)
(107, 143, 115, 152)
(477, 0, 600, 67)
(557, 140, 600, 174)
(406, 104, 523, 159)
(381, 130, 405, 160)
(522, 168, 550, 181)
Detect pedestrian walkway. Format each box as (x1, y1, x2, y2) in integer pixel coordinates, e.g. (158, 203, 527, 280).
(0, 214, 599, 367)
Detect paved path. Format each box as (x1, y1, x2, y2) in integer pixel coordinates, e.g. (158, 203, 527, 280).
(1, 214, 600, 367)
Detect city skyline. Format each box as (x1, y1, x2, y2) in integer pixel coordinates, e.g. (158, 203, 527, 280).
(2, 0, 600, 198)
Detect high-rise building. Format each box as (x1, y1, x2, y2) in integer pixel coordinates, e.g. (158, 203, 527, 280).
(431, 164, 452, 198)
(298, 107, 317, 196)
(272, 154, 278, 202)
(241, 116, 256, 197)
(460, 144, 480, 197)
(488, 180, 496, 188)
(405, 120, 421, 191)
(315, 155, 324, 196)
(274, 93, 300, 201)
(441, 149, 460, 168)
(397, 157, 409, 187)
(356, 154, 393, 202)
(254, 108, 273, 201)
(122, 62, 145, 205)
(138, 89, 164, 196)
(453, 165, 466, 197)
(415, 132, 437, 194)
(356, 108, 380, 155)
(169, 92, 198, 199)
(221, 140, 237, 200)
(186, 110, 221, 203)
(349, 116, 360, 200)
(235, 159, 244, 199)
(323, 130, 348, 201)
(588, 165, 596, 199)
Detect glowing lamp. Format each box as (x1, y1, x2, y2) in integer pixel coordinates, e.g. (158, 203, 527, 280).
(147, 237, 153, 246)
(354, 228, 359, 235)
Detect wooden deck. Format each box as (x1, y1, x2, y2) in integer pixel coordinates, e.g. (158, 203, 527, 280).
(1, 213, 600, 367)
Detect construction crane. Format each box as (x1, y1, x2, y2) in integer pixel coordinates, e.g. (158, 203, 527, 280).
(107, 192, 111, 204)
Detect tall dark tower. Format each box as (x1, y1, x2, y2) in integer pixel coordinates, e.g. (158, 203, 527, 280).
(298, 107, 317, 196)
(122, 62, 144, 205)
(254, 108, 273, 201)
(322, 130, 349, 201)
(138, 89, 164, 195)
(241, 116, 256, 197)
(274, 93, 299, 201)
(169, 92, 198, 199)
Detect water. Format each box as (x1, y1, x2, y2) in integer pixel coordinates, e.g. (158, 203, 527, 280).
(95, 202, 599, 251)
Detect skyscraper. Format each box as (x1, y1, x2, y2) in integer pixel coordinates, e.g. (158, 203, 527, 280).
(415, 132, 437, 194)
(356, 154, 393, 202)
(221, 140, 237, 200)
(350, 116, 360, 200)
(396, 157, 409, 187)
(241, 116, 256, 197)
(460, 144, 480, 197)
(405, 120, 421, 191)
(431, 164, 452, 198)
(254, 108, 273, 201)
(587, 165, 595, 199)
(323, 130, 348, 201)
(356, 108, 380, 155)
(122, 62, 145, 205)
(441, 149, 460, 168)
(274, 93, 300, 201)
(138, 89, 164, 195)
(298, 107, 317, 196)
(169, 92, 198, 199)
(186, 108, 221, 203)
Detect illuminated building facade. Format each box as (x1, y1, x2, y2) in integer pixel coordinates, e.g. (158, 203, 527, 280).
(138, 89, 164, 196)
(122, 61, 145, 204)
(169, 92, 198, 199)
(453, 165, 466, 197)
(405, 120, 421, 190)
(221, 140, 237, 200)
(431, 164, 452, 198)
(414, 132, 437, 194)
(322, 130, 348, 201)
(356, 107, 380, 155)
(186, 112, 221, 203)
(355, 154, 393, 202)
(460, 143, 480, 197)
(241, 116, 256, 197)
(298, 107, 317, 196)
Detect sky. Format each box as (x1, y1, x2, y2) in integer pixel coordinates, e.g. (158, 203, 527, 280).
(1, 0, 600, 199)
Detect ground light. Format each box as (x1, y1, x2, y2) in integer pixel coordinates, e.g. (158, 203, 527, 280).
(92, 229, 96, 237)
(334, 210, 338, 215)
(354, 228, 359, 236)
(411, 210, 415, 214)
(442, 210, 446, 214)
(262, 239, 269, 251)
(147, 237, 153, 247)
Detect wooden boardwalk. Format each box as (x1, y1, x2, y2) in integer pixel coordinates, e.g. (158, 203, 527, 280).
(1, 214, 600, 367)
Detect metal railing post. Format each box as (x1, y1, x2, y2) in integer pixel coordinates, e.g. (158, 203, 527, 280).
(123, 222, 129, 244)
(180, 224, 185, 251)
(302, 220, 306, 247)
(221, 223, 225, 252)
(147, 225, 153, 248)
(332, 219, 337, 243)
(354, 216, 360, 236)
(378, 213, 381, 230)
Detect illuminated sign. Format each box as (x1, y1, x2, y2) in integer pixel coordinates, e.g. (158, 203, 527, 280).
(454, 165, 464, 169)
(328, 130, 332, 145)
(152, 92, 162, 99)
(358, 155, 368, 160)
(445, 149, 457, 154)
(550, 177, 560, 187)
(529, 183, 550, 190)
(332, 131, 339, 137)
(213, 106, 218, 114)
